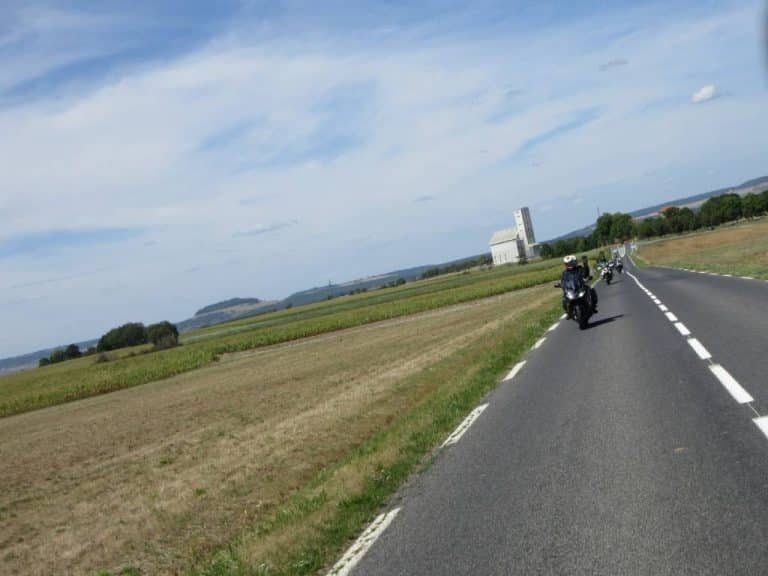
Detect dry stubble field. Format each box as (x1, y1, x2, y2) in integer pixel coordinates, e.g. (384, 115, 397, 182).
(637, 218, 768, 277)
(0, 283, 558, 576)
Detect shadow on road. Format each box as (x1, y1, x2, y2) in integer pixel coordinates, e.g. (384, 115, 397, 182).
(587, 314, 624, 329)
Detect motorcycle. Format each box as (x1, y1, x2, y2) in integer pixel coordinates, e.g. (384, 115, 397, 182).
(555, 278, 594, 330)
(615, 259, 623, 274)
(600, 263, 613, 285)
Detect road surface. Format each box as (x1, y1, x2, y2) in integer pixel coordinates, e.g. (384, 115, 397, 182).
(332, 257, 768, 575)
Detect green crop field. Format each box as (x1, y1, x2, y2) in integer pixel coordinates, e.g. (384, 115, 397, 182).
(0, 261, 562, 418)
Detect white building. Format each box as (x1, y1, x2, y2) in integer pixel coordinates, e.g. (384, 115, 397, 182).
(489, 207, 538, 265)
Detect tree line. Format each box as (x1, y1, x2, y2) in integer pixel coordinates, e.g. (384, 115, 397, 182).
(39, 321, 180, 368)
(539, 189, 768, 259)
(421, 254, 493, 279)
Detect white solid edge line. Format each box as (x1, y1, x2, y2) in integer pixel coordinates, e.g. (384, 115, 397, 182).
(674, 322, 691, 336)
(743, 276, 754, 280)
(723, 274, 732, 277)
(709, 364, 754, 404)
(560, 313, 567, 320)
(753, 416, 768, 440)
(547, 322, 560, 332)
(441, 403, 489, 448)
(533, 337, 546, 350)
(327, 508, 401, 576)
(665, 311, 678, 322)
(505, 360, 526, 381)
(658, 304, 668, 312)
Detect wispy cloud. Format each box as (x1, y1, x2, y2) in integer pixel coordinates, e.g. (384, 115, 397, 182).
(414, 195, 435, 203)
(514, 107, 602, 158)
(691, 84, 718, 104)
(599, 58, 628, 71)
(233, 220, 298, 238)
(0, 228, 143, 259)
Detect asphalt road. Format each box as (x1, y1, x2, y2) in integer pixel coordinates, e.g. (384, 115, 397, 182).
(337, 257, 768, 575)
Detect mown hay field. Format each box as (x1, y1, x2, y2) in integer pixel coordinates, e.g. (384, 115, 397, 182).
(637, 218, 768, 277)
(0, 262, 561, 417)
(0, 283, 560, 576)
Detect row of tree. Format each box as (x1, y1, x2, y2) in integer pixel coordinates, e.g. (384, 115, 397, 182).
(637, 191, 768, 238)
(39, 344, 91, 367)
(97, 321, 179, 351)
(39, 321, 181, 368)
(539, 189, 768, 257)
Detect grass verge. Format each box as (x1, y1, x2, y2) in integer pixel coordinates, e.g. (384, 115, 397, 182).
(193, 301, 561, 576)
(0, 266, 560, 418)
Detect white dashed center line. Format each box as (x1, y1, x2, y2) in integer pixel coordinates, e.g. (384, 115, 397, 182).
(687, 338, 712, 360)
(626, 266, 767, 442)
(674, 322, 691, 336)
(753, 417, 768, 440)
(709, 364, 754, 404)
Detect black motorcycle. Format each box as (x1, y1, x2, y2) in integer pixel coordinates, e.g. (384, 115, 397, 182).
(615, 259, 623, 274)
(555, 277, 594, 330)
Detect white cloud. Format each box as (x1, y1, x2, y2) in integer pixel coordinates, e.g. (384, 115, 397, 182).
(691, 84, 717, 104)
(0, 1, 767, 356)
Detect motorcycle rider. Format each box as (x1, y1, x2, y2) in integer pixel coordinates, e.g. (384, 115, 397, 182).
(561, 255, 598, 317)
(580, 255, 591, 281)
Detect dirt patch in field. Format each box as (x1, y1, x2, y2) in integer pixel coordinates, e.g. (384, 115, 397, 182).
(0, 285, 556, 576)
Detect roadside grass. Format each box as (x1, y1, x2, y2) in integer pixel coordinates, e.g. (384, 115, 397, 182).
(0, 263, 561, 418)
(193, 299, 562, 576)
(637, 218, 768, 278)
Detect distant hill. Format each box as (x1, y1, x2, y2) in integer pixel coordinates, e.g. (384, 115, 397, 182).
(0, 338, 98, 375)
(550, 175, 768, 241)
(177, 299, 279, 332)
(195, 298, 262, 316)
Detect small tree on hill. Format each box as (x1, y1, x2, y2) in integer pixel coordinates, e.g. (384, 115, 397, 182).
(64, 344, 82, 360)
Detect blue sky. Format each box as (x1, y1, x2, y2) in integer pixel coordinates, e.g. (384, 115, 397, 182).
(1, 0, 767, 357)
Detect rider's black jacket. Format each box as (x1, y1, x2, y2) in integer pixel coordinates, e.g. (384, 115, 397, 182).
(561, 266, 587, 292)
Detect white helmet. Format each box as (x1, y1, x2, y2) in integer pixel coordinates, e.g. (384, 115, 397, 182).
(563, 255, 577, 266)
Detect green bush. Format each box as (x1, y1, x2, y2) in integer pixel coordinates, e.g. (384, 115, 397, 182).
(97, 323, 148, 352)
(147, 321, 179, 347)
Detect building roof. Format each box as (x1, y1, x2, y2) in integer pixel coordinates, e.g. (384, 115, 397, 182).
(489, 227, 519, 246)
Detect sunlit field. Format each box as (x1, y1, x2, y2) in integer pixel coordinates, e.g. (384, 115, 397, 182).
(0, 261, 560, 418)
(0, 283, 560, 576)
(636, 218, 768, 278)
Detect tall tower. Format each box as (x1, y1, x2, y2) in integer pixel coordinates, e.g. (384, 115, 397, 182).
(514, 207, 535, 249)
